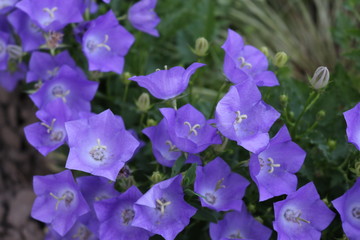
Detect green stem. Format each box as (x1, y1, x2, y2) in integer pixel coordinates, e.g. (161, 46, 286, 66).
(123, 83, 129, 102)
(184, 189, 206, 199)
(171, 99, 177, 110)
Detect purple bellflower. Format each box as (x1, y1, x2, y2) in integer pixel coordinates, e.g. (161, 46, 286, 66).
(0, 62, 26, 91)
(194, 157, 249, 212)
(142, 118, 201, 167)
(129, 63, 205, 100)
(16, 0, 83, 31)
(344, 102, 360, 151)
(210, 208, 272, 240)
(215, 81, 280, 153)
(128, 0, 161, 37)
(94, 186, 152, 240)
(332, 177, 360, 239)
(45, 221, 97, 240)
(82, 10, 134, 74)
(0, 0, 18, 14)
(249, 125, 306, 201)
(273, 182, 335, 240)
(222, 29, 279, 87)
(0, 31, 11, 71)
(160, 104, 222, 154)
(132, 174, 197, 240)
(29, 65, 98, 113)
(65, 109, 140, 181)
(31, 170, 90, 236)
(24, 99, 73, 156)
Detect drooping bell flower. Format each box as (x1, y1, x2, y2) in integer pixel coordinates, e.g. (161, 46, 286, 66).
(215, 80, 280, 153)
(128, 0, 161, 37)
(210, 208, 272, 240)
(16, 0, 84, 31)
(31, 170, 90, 236)
(129, 63, 205, 100)
(249, 125, 306, 201)
(160, 104, 221, 154)
(343, 102, 360, 151)
(194, 157, 249, 212)
(222, 29, 279, 87)
(65, 109, 140, 181)
(82, 10, 134, 74)
(132, 175, 197, 240)
(0, 62, 26, 91)
(332, 177, 360, 239)
(142, 118, 201, 167)
(273, 182, 335, 240)
(94, 186, 152, 240)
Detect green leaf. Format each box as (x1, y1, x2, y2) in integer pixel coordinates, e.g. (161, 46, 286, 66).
(192, 207, 221, 223)
(171, 155, 186, 177)
(183, 163, 197, 186)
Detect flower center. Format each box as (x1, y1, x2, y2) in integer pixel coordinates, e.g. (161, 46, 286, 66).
(156, 197, 171, 215)
(72, 225, 92, 240)
(52, 85, 70, 103)
(47, 67, 59, 79)
(228, 230, 243, 239)
(165, 140, 180, 152)
(45, 31, 63, 49)
(184, 121, 201, 136)
(205, 193, 216, 204)
(121, 208, 135, 225)
(234, 111, 247, 125)
(238, 57, 252, 69)
(284, 209, 310, 224)
(352, 206, 360, 219)
(259, 157, 281, 173)
(49, 190, 74, 210)
(89, 139, 107, 161)
(86, 34, 111, 52)
(40, 118, 64, 142)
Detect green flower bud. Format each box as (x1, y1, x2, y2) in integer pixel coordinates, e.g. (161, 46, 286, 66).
(260, 46, 269, 57)
(121, 72, 132, 85)
(135, 93, 151, 112)
(316, 110, 326, 120)
(350, 161, 360, 177)
(192, 37, 209, 57)
(279, 94, 288, 106)
(327, 139, 336, 151)
(149, 171, 166, 185)
(273, 51, 288, 67)
(146, 119, 157, 127)
(310, 66, 329, 90)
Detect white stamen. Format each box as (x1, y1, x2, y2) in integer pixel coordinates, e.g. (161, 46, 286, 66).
(234, 111, 248, 125)
(238, 56, 252, 69)
(267, 157, 281, 173)
(43, 7, 58, 19)
(184, 122, 201, 136)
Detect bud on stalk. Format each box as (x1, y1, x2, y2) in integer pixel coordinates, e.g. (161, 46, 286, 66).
(310, 66, 329, 90)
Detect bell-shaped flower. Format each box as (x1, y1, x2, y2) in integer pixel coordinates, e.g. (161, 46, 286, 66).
(344, 102, 360, 151)
(332, 177, 360, 239)
(273, 182, 335, 240)
(0, 0, 19, 14)
(160, 104, 221, 154)
(249, 125, 306, 201)
(194, 157, 249, 212)
(16, 0, 83, 31)
(129, 63, 205, 100)
(222, 29, 279, 87)
(94, 186, 152, 240)
(82, 10, 134, 74)
(65, 109, 140, 181)
(132, 174, 197, 240)
(210, 208, 272, 240)
(128, 0, 161, 37)
(31, 170, 90, 236)
(215, 81, 280, 153)
(45, 221, 97, 240)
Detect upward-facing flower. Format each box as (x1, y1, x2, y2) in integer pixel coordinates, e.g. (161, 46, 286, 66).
(344, 102, 360, 151)
(128, 0, 161, 37)
(31, 170, 90, 236)
(273, 182, 335, 240)
(65, 109, 140, 181)
(132, 175, 197, 240)
(129, 63, 205, 100)
(82, 10, 134, 74)
(215, 81, 280, 153)
(332, 177, 360, 239)
(249, 125, 306, 201)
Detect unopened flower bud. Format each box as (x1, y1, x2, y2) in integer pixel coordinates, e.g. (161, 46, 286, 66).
(149, 171, 165, 185)
(310, 66, 329, 90)
(316, 110, 326, 120)
(273, 51, 288, 67)
(350, 161, 360, 177)
(279, 94, 288, 106)
(146, 118, 157, 127)
(121, 72, 132, 85)
(135, 93, 151, 112)
(327, 139, 336, 150)
(192, 37, 209, 57)
(260, 46, 269, 57)
(7, 45, 23, 60)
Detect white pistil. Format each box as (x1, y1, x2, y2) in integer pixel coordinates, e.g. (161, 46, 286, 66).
(41, 118, 56, 133)
(49, 191, 74, 210)
(165, 140, 180, 152)
(215, 178, 226, 191)
(267, 157, 281, 173)
(43, 7, 58, 19)
(97, 34, 111, 51)
(89, 139, 107, 161)
(238, 56, 252, 69)
(234, 111, 247, 125)
(184, 121, 201, 136)
(284, 209, 311, 225)
(156, 199, 171, 215)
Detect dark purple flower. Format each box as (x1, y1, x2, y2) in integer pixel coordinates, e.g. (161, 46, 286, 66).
(45, 221, 97, 240)
(16, 0, 83, 31)
(249, 125, 306, 201)
(0, 0, 18, 14)
(7, 9, 44, 51)
(132, 175, 197, 240)
(0, 62, 26, 91)
(128, 0, 160, 37)
(210, 208, 272, 240)
(31, 170, 90, 236)
(129, 63, 205, 100)
(94, 186, 152, 240)
(143, 118, 201, 167)
(344, 102, 360, 151)
(82, 10, 134, 74)
(65, 109, 140, 181)
(160, 104, 221, 154)
(194, 157, 249, 212)
(215, 81, 280, 153)
(332, 177, 360, 239)
(273, 182, 335, 239)
(29, 65, 98, 113)
(222, 29, 279, 87)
